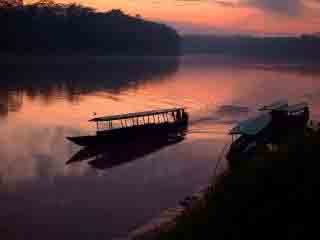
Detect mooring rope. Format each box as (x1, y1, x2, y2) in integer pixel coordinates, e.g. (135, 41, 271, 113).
(212, 141, 230, 183)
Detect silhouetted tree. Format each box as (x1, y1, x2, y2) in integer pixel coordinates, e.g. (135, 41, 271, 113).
(0, 1, 180, 56)
(0, 0, 23, 7)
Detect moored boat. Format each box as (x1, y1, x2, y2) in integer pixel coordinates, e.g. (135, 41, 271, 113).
(227, 101, 309, 163)
(67, 108, 188, 147)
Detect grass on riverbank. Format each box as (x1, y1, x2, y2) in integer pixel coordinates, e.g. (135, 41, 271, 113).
(159, 127, 319, 240)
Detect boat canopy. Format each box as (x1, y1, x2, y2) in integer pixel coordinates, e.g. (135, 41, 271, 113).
(89, 108, 185, 122)
(229, 113, 271, 136)
(259, 100, 289, 111)
(285, 102, 308, 113)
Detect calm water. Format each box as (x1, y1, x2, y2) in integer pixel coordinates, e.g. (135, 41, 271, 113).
(1, 55, 320, 239)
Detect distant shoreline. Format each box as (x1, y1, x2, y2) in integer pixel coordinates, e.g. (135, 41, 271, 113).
(2, 53, 319, 66)
(0, 54, 182, 65)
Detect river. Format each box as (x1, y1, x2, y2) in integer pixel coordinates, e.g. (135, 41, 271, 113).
(1, 55, 320, 239)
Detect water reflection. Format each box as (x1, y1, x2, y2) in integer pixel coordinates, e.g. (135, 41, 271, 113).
(1, 55, 320, 239)
(1, 56, 320, 182)
(67, 126, 187, 170)
(0, 56, 179, 117)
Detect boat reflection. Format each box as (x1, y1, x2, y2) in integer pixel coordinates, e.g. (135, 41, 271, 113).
(67, 126, 187, 170)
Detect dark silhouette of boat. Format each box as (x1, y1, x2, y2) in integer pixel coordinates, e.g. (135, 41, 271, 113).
(66, 126, 187, 170)
(67, 108, 188, 147)
(227, 101, 309, 164)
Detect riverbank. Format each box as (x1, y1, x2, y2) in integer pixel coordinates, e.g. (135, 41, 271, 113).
(148, 123, 320, 240)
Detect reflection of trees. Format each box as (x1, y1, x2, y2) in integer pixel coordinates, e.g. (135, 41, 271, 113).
(0, 56, 179, 117)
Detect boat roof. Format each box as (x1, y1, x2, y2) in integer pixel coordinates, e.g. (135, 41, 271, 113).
(285, 102, 308, 113)
(229, 113, 271, 136)
(259, 100, 289, 111)
(89, 107, 185, 122)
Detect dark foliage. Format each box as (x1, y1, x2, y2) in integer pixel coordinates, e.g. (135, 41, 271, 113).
(0, 0, 180, 56)
(0, 0, 23, 8)
(183, 34, 320, 62)
(160, 128, 320, 239)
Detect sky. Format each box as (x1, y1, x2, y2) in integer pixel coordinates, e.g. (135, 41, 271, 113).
(24, 0, 320, 35)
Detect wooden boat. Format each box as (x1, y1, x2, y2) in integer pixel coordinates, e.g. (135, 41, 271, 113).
(67, 130, 186, 169)
(67, 108, 188, 147)
(227, 101, 309, 163)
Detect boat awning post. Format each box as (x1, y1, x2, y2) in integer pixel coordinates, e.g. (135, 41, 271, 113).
(89, 107, 186, 122)
(172, 112, 175, 120)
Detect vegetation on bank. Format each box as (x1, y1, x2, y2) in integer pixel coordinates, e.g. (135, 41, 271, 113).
(159, 124, 320, 240)
(0, 0, 180, 56)
(183, 34, 320, 61)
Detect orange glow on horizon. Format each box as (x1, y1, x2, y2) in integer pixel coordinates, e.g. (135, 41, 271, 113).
(24, 0, 319, 35)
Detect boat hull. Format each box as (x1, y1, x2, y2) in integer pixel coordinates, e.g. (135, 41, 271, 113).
(67, 121, 188, 147)
(226, 107, 309, 165)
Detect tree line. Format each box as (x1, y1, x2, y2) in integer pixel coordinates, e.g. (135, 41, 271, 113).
(0, 0, 181, 56)
(183, 34, 320, 62)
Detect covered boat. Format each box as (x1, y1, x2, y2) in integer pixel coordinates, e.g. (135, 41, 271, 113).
(227, 113, 272, 162)
(67, 108, 188, 147)
(227, 101, 309, 163)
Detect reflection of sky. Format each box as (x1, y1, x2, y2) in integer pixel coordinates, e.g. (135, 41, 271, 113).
(1, 56, 320, 182)
(24, 0, 320, 35)
(0, 136, 227, 239)
(1, 56, 320, 239)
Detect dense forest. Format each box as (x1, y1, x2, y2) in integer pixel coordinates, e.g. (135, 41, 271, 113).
(183, 34, 320, 61)
(0, 0, 181, 56)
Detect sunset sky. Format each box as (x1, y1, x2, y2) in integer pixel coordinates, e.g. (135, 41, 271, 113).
(25, 0, 320, 35)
